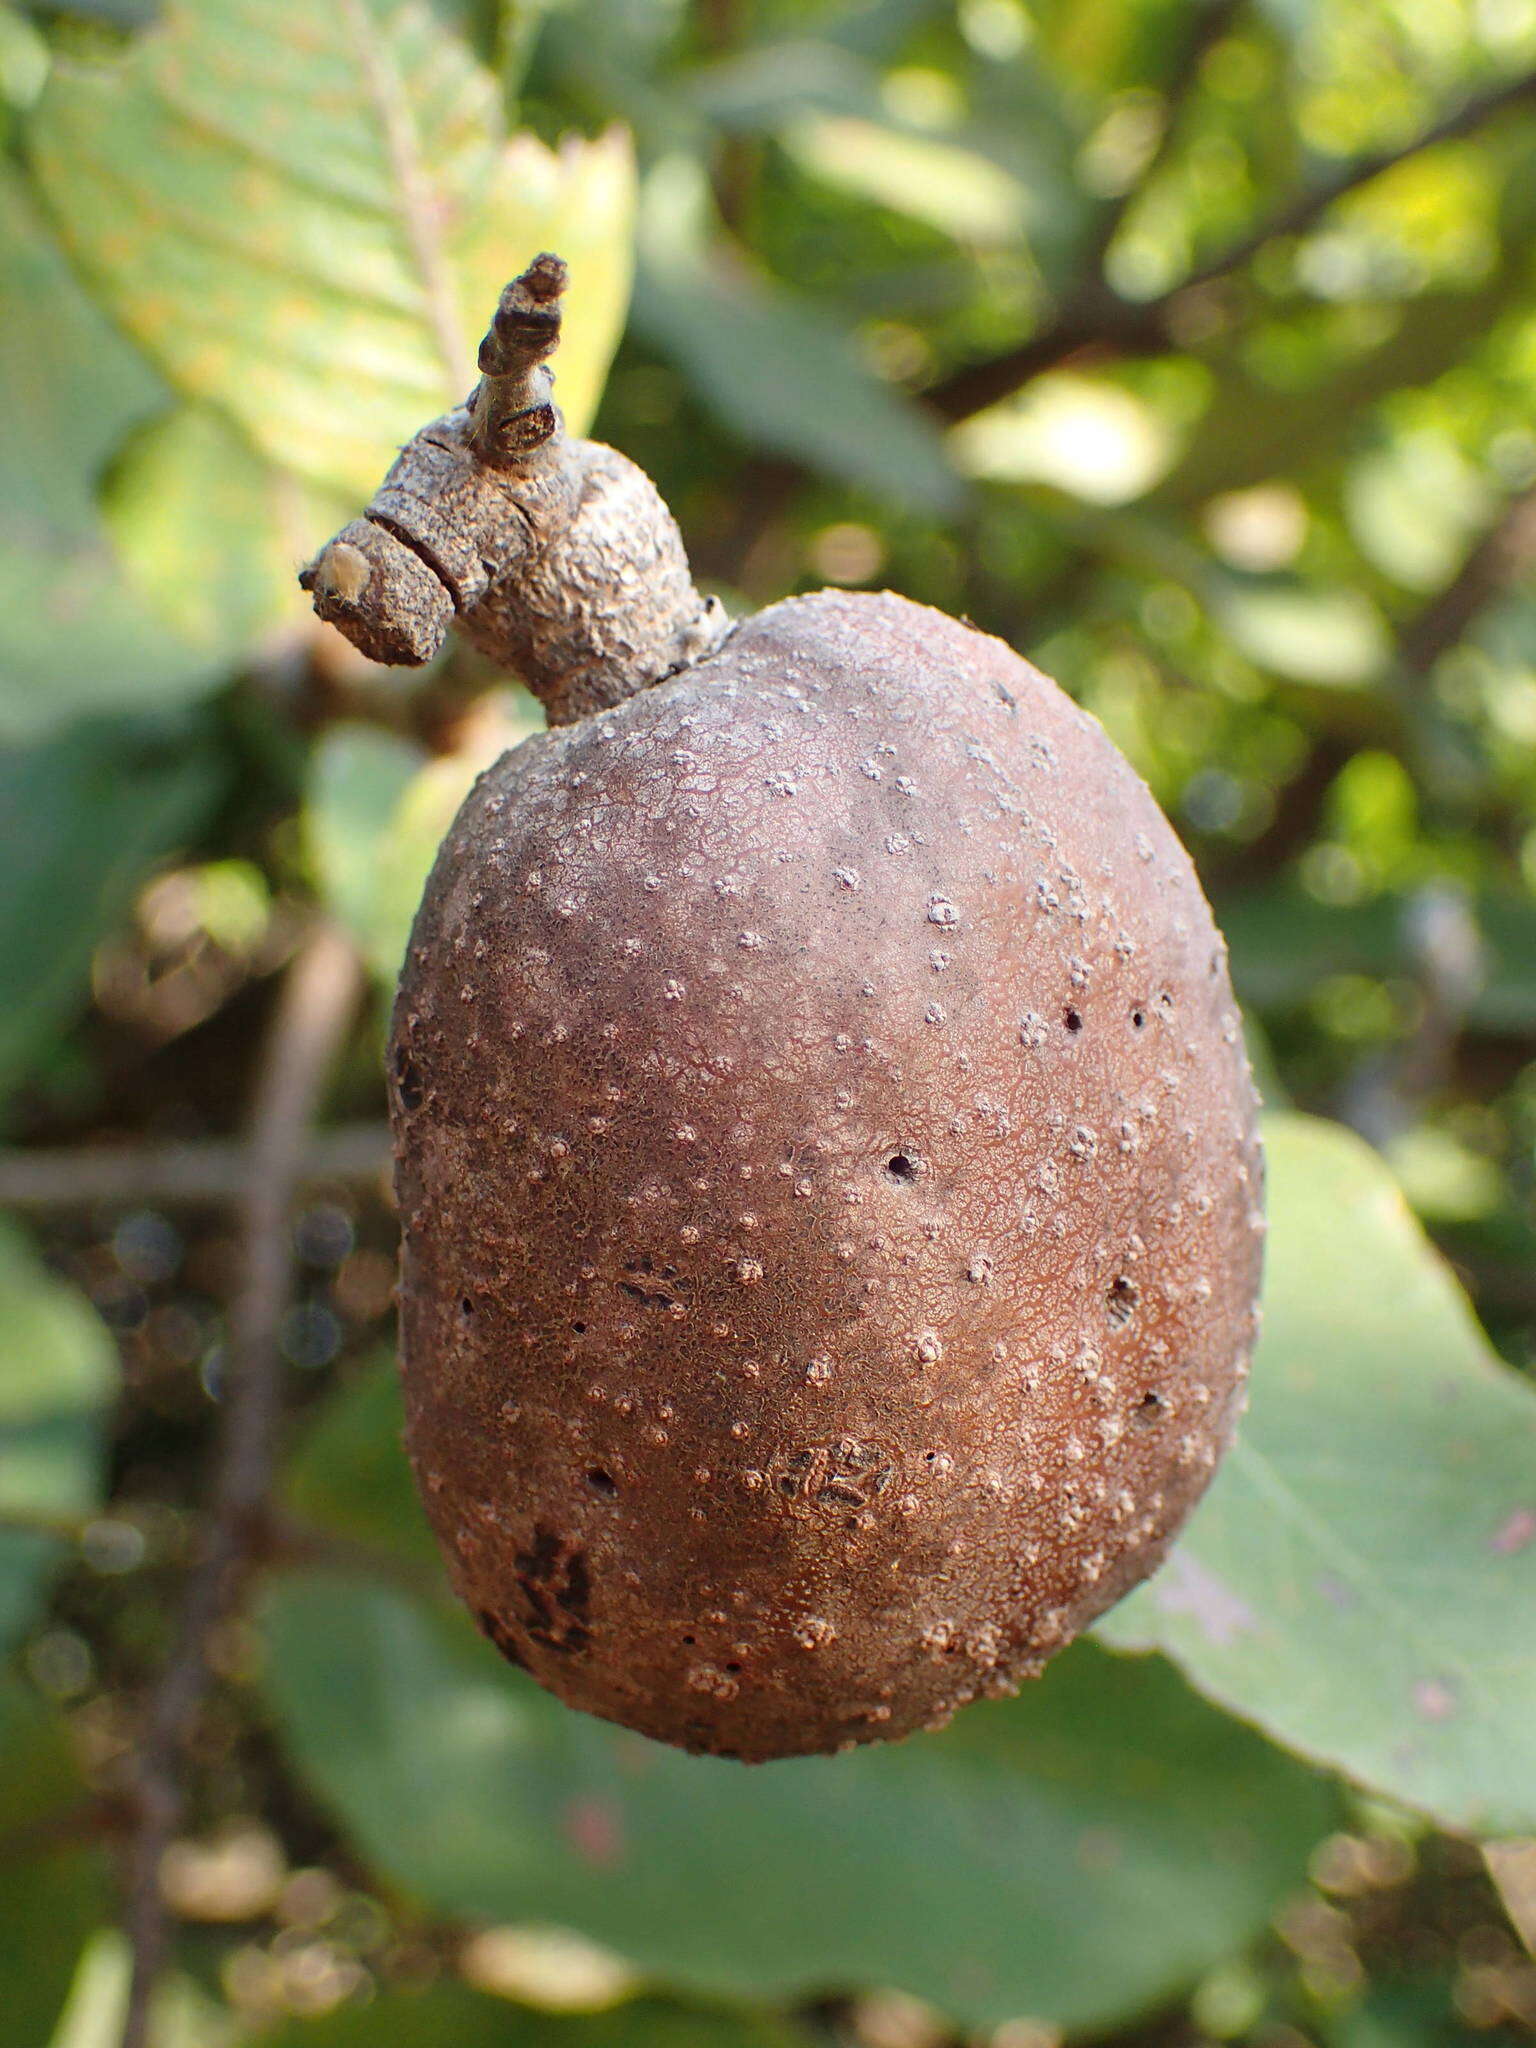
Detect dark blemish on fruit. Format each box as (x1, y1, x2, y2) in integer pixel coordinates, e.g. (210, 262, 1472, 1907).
(1107, 1276, 1139, 1326)
(1131, 1008, 1145, 1029)
(772, 1439, 895, 1509)
(619, 1256, 685, 1308)
(886, 1152, 919, 1182)
(1064, 1007, 1083, 1033)
(513, 1526, 591, 1652)
(587, 1467, 618, 1498)
(475, 1607, 527, 1669)
(1133, 1391, 1166, 1427)
(394, 1047, 423, 1111)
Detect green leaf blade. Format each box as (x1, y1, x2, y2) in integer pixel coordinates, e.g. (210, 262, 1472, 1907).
(262, 1570, 1331, 2033)
(0, 1221, 117, 1652)
(29, 0, 635, 502)
(0, 717, 222, 1097)
(0, 165, 223, 737)
(1099, 1112, 1536, 1834)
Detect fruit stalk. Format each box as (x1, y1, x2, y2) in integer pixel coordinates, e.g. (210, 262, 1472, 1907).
(300, 251, 728, 724)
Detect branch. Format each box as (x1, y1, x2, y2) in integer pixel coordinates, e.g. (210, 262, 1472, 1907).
(1180, 65, 1536, 294)
(926, 63, 1536, 422)
(926, 287, 1167, 422)
(117, 922, 363, 2048)
(0, 1124, 390, 1212)
(1081, 0, 1246, 276)
(1395, 484, 1536, 681)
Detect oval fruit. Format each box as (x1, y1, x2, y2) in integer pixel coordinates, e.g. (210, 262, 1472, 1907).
(389, 586, 1263, 1761)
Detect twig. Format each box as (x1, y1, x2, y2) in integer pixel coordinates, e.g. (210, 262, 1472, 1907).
(926, 64, 1536, 421)
(705, 6, 1245, 552)
(925, 288, 1167, 421)
(0, 1124, 390, 1213)
(1179, 64, 1536, 295)
(1081, 0, 1247, 276)
(117, 922, 363, 2048)
(1395, 485, 1536, 681)
(269, 1511, 446, 1603)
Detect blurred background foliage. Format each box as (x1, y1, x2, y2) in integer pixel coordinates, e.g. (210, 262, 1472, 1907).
(3, 0, 1536, 2044)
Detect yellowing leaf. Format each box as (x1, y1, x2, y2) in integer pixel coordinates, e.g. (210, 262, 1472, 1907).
(28, 0, 635, 502)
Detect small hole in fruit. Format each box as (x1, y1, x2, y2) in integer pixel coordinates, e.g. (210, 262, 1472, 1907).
(1064, 1008, 1083, 1034)
(1158, 988, 1175, 1012)
(394, 1047, 423, 1111)
(724, 1660, 742, 1673)
(460, 1296, 475, 1318)
(1107, 1277, 1139, 1326)
(586, 1468, 617, 1498)
(1131, 1009, 1145, 1029)
(572, 1320, 587, 1334)
(886, 1153, 918, 1182)
(1134, 1391, 1166, 1427)
(682, 1633, 696, 1646)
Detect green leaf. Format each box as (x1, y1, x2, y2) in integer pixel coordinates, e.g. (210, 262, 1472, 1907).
(284, 1352, 441, 1571)
(103, 405, 348, 656)
(633, 156, 963, 515)
(0, 166, 220, 738)
(263, 1984, 798, 2048)
(0, 717, 222, 1100)
(780, 115, 1033, 247)
(689, 40, 887, 131)
(1099, 1112, 1536, 1835)
(0, 176, 160, 539)
(0, 1221, 117, 1652)
(0, 1673, 86, 1835)
(0, 1685, 107, 2047)
(1212, 581, 1390, 689)
(1215, 887, 1536, 1037)
(261, 1575, 1331, 2033)
(0, 6, 49, 119)
(306, 715, 536, 984)
(28, 0, 635, 503)
(47, 1929, 239, 2048)
(305, 726, 423, 982)
(1154, 265, 1536, 511)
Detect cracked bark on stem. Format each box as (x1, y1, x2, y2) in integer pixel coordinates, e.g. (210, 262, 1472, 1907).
(118, 921, 363, 2048)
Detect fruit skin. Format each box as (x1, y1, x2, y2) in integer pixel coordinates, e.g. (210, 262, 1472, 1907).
(389, 585, 1263, 1762)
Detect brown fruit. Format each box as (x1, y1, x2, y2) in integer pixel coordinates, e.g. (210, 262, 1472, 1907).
(388, 587, 1263, 1761)
(303, 254, 1262, 1761)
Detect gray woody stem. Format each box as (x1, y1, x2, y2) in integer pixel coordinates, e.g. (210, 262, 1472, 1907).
(301, 253, 729, 726)
(468, 250, 568, 463)
(118, 924, 363, 2048)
